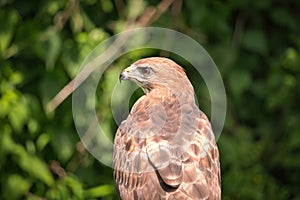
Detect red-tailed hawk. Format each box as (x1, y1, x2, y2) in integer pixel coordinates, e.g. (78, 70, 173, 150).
(113, 57, 221, 199)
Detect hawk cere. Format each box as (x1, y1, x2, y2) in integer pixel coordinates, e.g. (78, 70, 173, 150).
(113, 57, 221, 199)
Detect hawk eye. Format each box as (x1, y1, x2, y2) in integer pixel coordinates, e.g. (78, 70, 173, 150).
(141, 67, 151, 76)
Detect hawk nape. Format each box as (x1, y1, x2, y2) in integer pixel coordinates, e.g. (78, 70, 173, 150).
(113, 57, 221, 200)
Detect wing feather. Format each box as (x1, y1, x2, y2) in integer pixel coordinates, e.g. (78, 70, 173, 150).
(113, 87, 221, 200)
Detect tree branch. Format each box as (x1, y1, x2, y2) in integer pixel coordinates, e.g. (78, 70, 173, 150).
(46, 0, 175, 113)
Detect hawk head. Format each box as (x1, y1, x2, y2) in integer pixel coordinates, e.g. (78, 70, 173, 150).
(119, 57, 193, 95)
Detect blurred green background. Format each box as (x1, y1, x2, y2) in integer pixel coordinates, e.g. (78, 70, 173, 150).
(1, 0, 300, 199)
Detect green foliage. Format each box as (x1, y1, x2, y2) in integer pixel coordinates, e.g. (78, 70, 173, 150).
(0, 0, 299, 199)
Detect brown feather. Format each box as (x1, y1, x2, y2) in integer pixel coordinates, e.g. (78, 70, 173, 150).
(113, 57, 221, 200)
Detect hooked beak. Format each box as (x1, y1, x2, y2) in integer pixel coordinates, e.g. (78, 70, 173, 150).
(119, 66, 133, 82)
(119, 70, 128, 82)
(118, 65, 151, 93)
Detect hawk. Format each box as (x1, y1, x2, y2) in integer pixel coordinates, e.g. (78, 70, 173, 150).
(113, 57, 221, 199)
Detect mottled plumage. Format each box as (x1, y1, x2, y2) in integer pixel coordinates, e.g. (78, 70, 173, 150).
(113, 57, 221, 199)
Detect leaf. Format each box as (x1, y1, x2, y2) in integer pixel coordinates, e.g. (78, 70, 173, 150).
(228, 69, 252, 95)
(51, 129, 75, 162)
(84, 184, 115, 198)
(271, 8, 297, 30)
(36, 132, 51, 151)
(241, 30, 268, 55)
(127, 0, 146, 19)
(65, 176, 84, 198)
(3, 174, 32, 199)
(282, 47, 299, 71)
(43, 27, 62, 70)
(8, 96, 29, 132)
(13, 144, 55, 186)
(0, 9, 19, 58)
(100, 0, 113, 13)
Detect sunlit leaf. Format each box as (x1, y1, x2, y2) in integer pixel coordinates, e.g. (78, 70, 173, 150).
(36, 133, 51, 151)
(3, 174, 32, 199)
(84, 184, 115, 198)
(8, 96, 29, 132)
(13, 144, 55, 186)
(65, 176, 84, 198)
(0, 9, 19, 57)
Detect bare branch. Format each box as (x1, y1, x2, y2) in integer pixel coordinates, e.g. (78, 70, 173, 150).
(46, 0, 175, 113)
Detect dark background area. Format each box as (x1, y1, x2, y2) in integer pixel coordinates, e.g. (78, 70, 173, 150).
(0, 0, 299, 199)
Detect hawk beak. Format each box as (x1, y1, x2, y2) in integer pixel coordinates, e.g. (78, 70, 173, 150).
(119, 71, 125, 82)
(119, 67, 131, 82)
